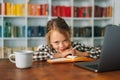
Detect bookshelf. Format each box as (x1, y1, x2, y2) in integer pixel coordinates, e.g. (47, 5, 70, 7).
(0, 0, 114, 58)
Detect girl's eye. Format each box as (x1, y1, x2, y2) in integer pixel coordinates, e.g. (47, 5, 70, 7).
(64, 40, 68, 42)
(54, 41, 59, 44)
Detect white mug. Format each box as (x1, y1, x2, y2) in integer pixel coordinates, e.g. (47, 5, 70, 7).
(9, 50, 33, 69)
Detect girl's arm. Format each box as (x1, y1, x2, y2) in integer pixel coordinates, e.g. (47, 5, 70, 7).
(72, 42, 101, 59)
(33, 44, 53, 61)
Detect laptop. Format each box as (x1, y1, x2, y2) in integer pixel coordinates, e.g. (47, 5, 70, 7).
(74, 25, 120, 72)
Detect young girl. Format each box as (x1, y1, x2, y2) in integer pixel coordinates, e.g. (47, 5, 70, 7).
(33, 17, 101, 61)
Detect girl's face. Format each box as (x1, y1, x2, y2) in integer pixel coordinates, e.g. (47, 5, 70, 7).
(50, 30, 71, 53)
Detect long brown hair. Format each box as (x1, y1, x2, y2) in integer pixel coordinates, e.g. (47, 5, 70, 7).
(45, 17, 71, 47)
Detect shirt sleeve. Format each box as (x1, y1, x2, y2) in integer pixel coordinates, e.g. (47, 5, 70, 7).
(72, 42, 101, 59)
(33, 44, 53, 61)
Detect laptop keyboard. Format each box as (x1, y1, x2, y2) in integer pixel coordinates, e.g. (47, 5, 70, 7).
(86, 64, 98, 69)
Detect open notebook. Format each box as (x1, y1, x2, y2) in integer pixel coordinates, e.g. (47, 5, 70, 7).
(47, 56, 94, 63)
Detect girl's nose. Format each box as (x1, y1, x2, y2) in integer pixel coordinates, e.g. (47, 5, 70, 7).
(59, 42, 65, 48)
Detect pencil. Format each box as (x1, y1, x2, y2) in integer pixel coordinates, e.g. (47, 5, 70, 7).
(71, 46, 78, 60)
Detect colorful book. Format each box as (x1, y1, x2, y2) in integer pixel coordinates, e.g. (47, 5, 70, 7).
(0, 26, 1, 37)
(0, 47, 2, 58)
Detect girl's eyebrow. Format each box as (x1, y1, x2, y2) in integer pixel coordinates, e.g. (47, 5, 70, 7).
(54, 41, 58, 43)
(52, 40, 59, 43)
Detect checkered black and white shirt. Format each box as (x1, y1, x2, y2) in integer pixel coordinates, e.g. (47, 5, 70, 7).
(33, 41, 101, 61)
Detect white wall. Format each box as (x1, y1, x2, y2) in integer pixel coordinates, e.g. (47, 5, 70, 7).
(114, 0, 120, 25)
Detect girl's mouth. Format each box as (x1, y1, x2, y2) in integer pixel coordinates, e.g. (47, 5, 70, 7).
(59, 47, 70, 52)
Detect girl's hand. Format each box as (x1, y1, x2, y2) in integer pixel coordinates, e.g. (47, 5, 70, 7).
(53, 48, 75, 58)
(75, 50, 89, 57)
(54, 48, 89, 58)
(60, 48, 76, 58)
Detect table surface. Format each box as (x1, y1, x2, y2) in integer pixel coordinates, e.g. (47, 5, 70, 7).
(0, 59, 120, 80)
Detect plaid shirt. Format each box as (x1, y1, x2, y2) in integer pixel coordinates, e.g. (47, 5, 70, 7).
(33, 41, 101, 61)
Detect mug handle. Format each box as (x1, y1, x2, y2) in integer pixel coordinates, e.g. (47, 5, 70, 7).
(8, 54, 15, 63)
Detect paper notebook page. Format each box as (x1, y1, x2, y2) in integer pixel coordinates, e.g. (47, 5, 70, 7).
(50, 58, 69, 62)
(66, 55, 77, 59)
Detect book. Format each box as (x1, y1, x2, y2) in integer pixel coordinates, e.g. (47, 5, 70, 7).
(52, 6, 57, 16)
(0, 26, 1, 37)
(47, 56, 94, 63)
(0, 3, 1, 15)
(0, 47, 2, 58)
